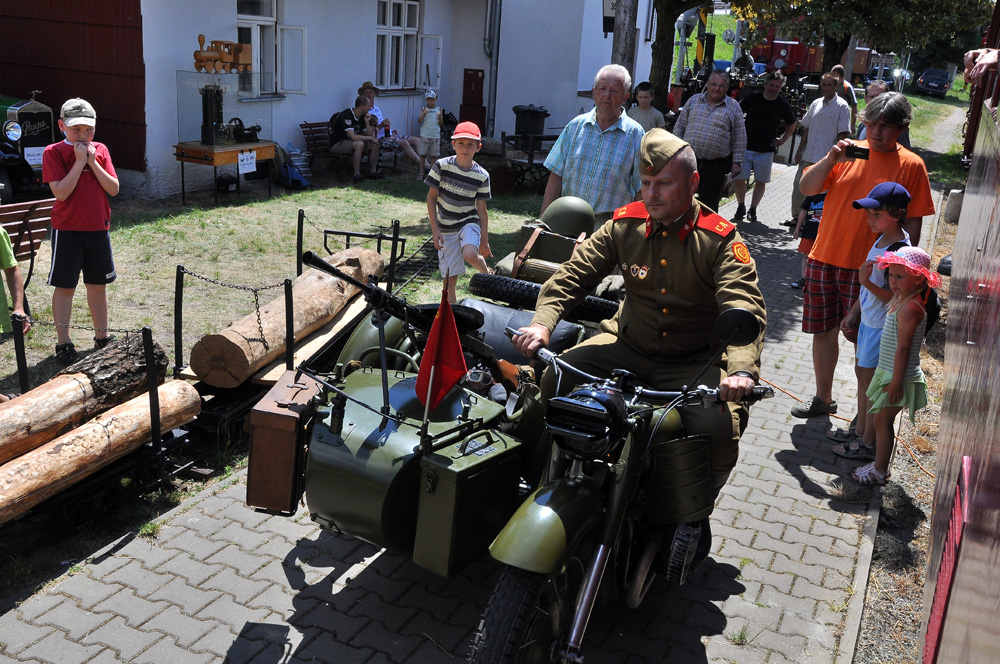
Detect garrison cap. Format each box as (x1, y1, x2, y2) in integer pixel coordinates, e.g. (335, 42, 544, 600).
(639, 128, 688, 175)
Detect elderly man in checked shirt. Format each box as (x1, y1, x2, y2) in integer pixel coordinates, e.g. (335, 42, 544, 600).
(541, 64, 646, 228)
(673, 70, 747, 213)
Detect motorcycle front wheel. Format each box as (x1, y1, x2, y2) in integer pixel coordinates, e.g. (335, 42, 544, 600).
(470, 558, 587, 663)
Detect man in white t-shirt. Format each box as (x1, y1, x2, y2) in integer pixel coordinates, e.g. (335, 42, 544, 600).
(789, 74, 850, 221)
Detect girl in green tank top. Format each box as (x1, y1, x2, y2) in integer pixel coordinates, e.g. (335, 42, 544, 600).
(850, 247, 940, 486)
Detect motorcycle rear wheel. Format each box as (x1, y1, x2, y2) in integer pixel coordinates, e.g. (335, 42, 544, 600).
(470, 558, 587, 663)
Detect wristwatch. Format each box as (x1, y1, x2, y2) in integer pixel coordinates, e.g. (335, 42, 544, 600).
(729, 371, 755, 381)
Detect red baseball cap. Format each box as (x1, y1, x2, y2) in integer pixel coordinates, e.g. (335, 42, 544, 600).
(452, 121, 481, 141)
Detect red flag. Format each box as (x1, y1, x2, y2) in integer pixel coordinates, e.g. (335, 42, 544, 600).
(415, 291, 467, 411)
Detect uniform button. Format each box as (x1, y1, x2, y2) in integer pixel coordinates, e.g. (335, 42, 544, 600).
(661, 308, 669, 314)
(661, 331, 669, 338)
(659, 259, 667, 266)
(660, 288, 666, 294)
(660, 231, 667, 237)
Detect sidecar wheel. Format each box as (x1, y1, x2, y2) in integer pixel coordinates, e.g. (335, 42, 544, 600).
(469, 560, 586, 663)
(468, 273, 619, 323)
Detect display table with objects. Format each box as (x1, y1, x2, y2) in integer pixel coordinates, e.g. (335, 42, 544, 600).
(173, 140, 275, 205)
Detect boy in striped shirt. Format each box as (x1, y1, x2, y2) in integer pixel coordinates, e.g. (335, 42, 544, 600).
(425, 121, 493, 303)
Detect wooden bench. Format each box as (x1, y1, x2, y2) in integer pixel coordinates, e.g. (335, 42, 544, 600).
(1, 197, 54, 317)
(299, 121, 397, 176)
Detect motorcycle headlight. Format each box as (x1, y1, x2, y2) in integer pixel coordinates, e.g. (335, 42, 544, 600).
(546, 388, 627, 458)
(3, 121, 22, 142)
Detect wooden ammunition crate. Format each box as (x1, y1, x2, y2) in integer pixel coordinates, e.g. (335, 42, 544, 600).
(246, 370, 321, 513)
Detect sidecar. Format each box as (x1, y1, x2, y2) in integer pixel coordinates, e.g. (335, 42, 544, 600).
(245, 281, 585, 577)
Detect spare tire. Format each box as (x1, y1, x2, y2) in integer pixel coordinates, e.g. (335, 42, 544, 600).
(468, 273, 620, 323)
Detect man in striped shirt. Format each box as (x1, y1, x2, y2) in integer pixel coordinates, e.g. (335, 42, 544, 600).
(542, 64, 645, 228)
(672, 70, 747, 213)
(425, 121, 493, 303)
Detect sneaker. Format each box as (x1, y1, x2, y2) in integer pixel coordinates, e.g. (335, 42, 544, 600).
(747, 207, 758, 223)
(790, 280, 802, 289)
(731, 204, 746, 222)
(353, 173, 365, 183)
(94, 335, 118, 349)
(54, 342, 80, 365)
(790, 396, 838, 418)
(367, 171, 384, 180)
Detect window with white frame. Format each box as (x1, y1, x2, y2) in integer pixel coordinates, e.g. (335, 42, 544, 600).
(237, 0, 307, 96)
(376, 0, 420, 90)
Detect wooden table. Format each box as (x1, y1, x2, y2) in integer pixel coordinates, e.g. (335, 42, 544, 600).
(173, 140, 275, 205)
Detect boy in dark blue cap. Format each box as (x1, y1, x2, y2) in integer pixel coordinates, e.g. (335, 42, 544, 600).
(830, 181, 911, 455)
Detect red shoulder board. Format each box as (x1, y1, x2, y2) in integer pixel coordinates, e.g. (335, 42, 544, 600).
(696, 210, 736, 237)
(613, 201, 649, 221)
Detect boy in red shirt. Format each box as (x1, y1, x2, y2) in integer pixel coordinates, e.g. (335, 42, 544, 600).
(42, 98, 120, 364)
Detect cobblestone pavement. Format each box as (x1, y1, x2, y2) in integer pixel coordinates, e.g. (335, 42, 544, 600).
(0, 165, 945, 663)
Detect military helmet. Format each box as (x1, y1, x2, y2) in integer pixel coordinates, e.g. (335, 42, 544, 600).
(540, 196, 595, 238)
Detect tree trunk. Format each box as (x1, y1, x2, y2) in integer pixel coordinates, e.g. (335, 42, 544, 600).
(612, 0, 640, 83)
(649, 0, 678, 112)
(0, 380, 201, 526)
(650, 0, 703, 113)
(822, 33, 851, 74)
(189, 248, 384, 388)
(0, 335, 167, 465)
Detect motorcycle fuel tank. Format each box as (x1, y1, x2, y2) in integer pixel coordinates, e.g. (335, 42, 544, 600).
(304, 367, 506, 559)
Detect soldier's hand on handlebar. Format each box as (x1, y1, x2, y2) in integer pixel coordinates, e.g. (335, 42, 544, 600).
(718, 374, 756, 402)
(511, 323, 550, 359)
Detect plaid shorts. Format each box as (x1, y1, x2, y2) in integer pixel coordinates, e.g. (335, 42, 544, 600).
(802, 257, 860, 341)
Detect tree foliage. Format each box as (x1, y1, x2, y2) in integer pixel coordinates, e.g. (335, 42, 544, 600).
(729, 0, 992, 63)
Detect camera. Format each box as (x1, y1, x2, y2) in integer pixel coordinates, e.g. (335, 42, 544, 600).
(844, 144, 870, 160)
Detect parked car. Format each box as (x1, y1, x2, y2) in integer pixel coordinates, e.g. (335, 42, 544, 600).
(914, 68, 951, 98)
(866, 65, 896, 91)
(0, 92, 55, 204)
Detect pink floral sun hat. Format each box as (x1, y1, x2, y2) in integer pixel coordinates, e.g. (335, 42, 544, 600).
(876, 246, 942, 289)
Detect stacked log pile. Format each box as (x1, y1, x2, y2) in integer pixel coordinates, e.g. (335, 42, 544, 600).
(0, 248, 380, 523)
(0, 335, 199, 525)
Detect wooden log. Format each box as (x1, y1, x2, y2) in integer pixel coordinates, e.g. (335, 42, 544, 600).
(0, 335, 167, 465)
(189, 248, 383, 388)
(0, 380, 201, 526)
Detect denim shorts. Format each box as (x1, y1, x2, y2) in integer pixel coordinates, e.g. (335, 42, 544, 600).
(856, 322, 881, 368)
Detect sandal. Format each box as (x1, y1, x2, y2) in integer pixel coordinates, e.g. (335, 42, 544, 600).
(827, 416, 859, 442)
(848, 462, 889, 486)
(55, 342, 80, 365)
(832, 440, 876, 460)
(94, 335, 118, 349)
(0, 393, 19, 404)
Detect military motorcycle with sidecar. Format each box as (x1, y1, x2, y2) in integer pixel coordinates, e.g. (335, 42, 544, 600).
(245, 251, 770, 662)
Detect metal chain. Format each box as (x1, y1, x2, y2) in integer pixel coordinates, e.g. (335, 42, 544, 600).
(178, 266, 285, 352)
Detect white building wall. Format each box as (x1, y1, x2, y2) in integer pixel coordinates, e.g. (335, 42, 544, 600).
(494, 0, 585, 136)
(136, 0, 431, 199)
(131, 0, 660, 199)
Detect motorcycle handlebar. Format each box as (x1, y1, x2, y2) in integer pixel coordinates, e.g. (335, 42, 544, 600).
(504, 326, 774, 406)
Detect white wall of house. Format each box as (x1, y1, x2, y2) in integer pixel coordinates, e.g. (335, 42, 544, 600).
(494, 0, 585, 136)
(129, 0, 658, 199)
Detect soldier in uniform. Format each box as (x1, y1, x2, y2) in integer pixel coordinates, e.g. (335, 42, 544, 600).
(514, 129, 766, 553)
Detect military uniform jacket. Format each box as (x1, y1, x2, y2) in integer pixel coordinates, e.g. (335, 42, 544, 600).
(531, 199, 766, 377)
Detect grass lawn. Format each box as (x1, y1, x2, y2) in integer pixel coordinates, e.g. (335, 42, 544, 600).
(1, 155, 543, 395)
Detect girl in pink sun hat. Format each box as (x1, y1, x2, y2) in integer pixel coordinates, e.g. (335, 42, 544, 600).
(849, 246, 940, 486)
